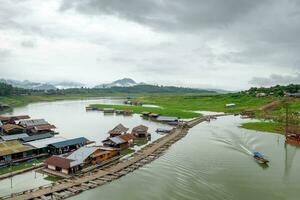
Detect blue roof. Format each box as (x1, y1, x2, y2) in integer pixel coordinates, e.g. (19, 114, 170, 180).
(21, 132, 54, 142)
(49, 137, 89, 148)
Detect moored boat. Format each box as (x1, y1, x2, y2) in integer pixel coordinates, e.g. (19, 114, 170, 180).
(156, 128, 172, 133)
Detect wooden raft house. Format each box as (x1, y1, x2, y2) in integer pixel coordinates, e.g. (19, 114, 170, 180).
(44, 146, 119, 174)
(102, 133, 135, 150)
(132, 125, 149, 138)
(108, 123, 129, 137)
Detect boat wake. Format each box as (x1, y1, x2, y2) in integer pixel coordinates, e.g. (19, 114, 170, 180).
(211, 130, 255, 156)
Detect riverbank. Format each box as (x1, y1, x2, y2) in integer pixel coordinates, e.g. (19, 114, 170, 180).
(0, 94, 127, 109)
(240, 122, 284, 134)
(2, 116, 214, 200)
(90, 104, 200, 118)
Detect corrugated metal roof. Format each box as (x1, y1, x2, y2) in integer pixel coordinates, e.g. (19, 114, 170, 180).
(19, 119, 48, 127)
(49, 137, 89, 149)
(108, 123, 129, 135)
(1, 133, 29, 141)
(110, 136, 125, 145)
(21, 132, 54, 142)
(0, 140, 33, 157)
(156, 116, 178, 122)
(25, 136, 67, 149)
(67, 146, 99, 167)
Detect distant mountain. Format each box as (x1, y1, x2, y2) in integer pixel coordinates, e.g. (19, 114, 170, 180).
(94, 78, 138, 88)
(0, 79, 56, 90)
(47, 81, 85, 89)
(203, 88, 232, 94)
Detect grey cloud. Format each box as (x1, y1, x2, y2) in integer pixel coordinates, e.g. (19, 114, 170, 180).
(21, 40, 36, 48)
(0, 49, 11, 61)
(60, 0, 268, 32)
(250, 74, 300, 87)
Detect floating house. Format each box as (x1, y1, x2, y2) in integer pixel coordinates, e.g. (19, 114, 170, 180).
(44, 146, 119, 174)
(1, 124, 25, 135)
(103, 134, 135, 149)
(21, 132, 54, 142)
(31, 124, 56, 134)
(0, 140, 33, 162)
(149, 113, 159, 118)
(25, 136, 67, 155)
(18, 119, 56, 135)
(156, 116, 178, 123)
(0, 133, 29, 142)
(141, 112, 151, 118)
(47, 137, 90, 155)
(103, 108, 115, 113)
(0, 115, 30, 124)
(19, 119, 49, 128)
(108, 124, 129, 137)
(132, 125, 149, 138)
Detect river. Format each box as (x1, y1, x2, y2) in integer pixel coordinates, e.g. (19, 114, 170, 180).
(2, 99, 300, 199)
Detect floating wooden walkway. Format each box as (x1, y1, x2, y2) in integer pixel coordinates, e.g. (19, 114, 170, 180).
(1, 114, 226, 200)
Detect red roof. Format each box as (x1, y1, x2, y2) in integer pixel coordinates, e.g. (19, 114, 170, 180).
(33, 124, 56, 131)
(0, 115, 30, 121)
(119, 133, 135, 142)
(44, 155, 73, 169)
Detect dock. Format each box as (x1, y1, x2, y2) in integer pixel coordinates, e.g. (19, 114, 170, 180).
(1, 114, 225, 200)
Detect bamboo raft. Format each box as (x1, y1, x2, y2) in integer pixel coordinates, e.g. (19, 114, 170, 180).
(1, 115, 226, 200)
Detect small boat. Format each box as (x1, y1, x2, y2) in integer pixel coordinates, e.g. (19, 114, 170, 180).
(253, 152, 269, 164)
(156, 128, 172, 133)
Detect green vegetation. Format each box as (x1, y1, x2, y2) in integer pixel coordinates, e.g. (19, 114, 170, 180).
(240, 122, 284, 134)
(92, 93, 278, 119)
(244, 84, 300, 97)
(120, 148, 135, 156)
(139, 94, 275, 113)
(134, 139, 149, 146)
(91, 103, 200, 118)
(0, 159, 44, 175)
(44, 175, 63, 182)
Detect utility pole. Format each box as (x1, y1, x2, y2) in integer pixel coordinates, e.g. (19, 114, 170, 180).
(10, 161, 13, 188)
(285, 102, 289, 137)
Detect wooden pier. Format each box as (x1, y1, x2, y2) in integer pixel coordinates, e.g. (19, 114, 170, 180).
(1, 115, 225, 200)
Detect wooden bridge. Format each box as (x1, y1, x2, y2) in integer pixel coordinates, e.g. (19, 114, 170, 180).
(1, 114, 226, 200)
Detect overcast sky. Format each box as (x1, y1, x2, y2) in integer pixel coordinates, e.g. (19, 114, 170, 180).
(1, 0, 300, 90)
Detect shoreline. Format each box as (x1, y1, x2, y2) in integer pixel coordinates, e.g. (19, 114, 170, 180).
(2, 115, 222, 200)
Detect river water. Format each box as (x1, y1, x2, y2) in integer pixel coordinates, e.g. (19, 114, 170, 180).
(2, 99, 300, 199)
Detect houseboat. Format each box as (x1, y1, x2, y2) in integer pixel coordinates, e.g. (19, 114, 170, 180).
(132, 125, 149, 138)
(108, 123, 129, 137)
(44, 146, 119, 175)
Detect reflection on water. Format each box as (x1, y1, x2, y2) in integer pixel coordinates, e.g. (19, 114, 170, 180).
(1, 99, 171, 196)
(2, 100, 300, 199)
(70, 115, 300, 200)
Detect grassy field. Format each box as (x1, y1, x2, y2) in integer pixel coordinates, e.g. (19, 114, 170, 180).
(44, 175, 63, 182)
(91, 104, 200, 118)
(0, 158, 44, 175)
(138, 94, 276, 113)
(91, 94, 278, 119)
(240, 122, 284, 134)
(120, 148, 135, 156)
